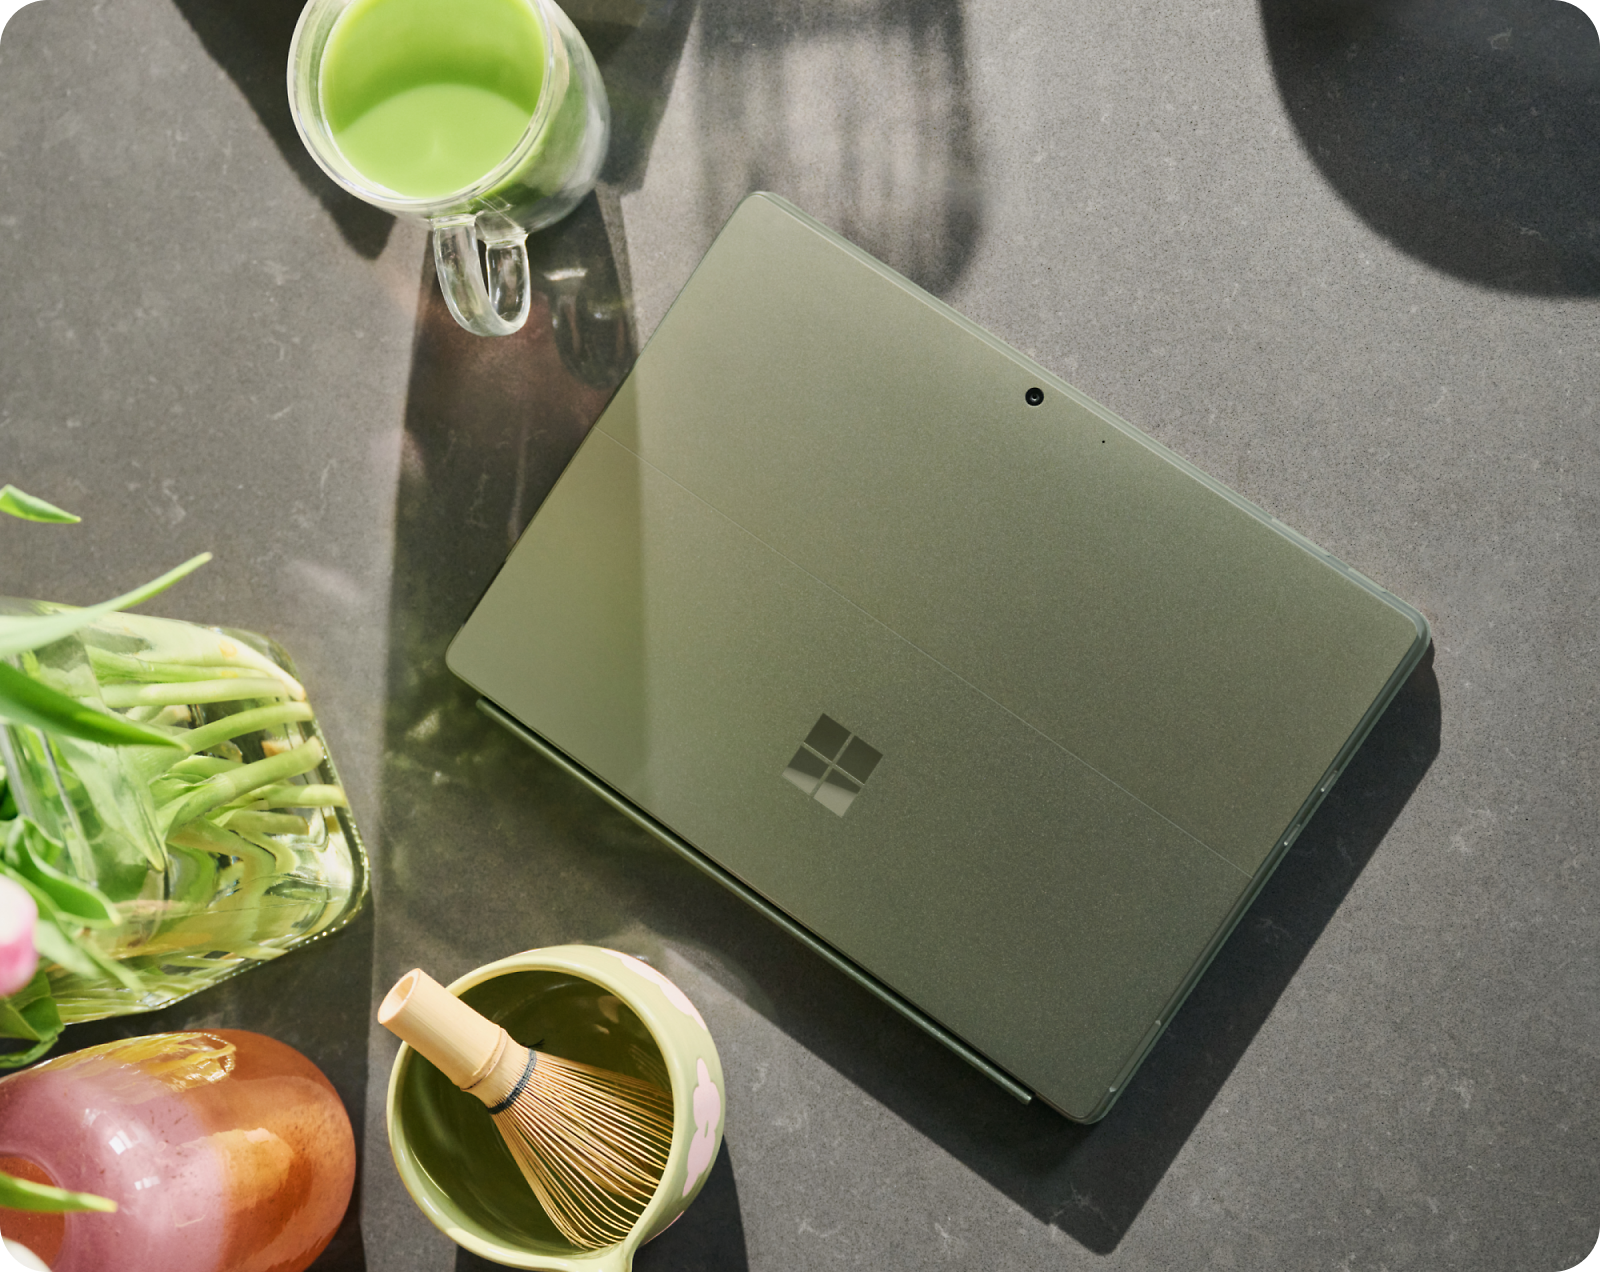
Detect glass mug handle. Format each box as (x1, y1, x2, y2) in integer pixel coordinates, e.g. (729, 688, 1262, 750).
(431, 214, 532, 337)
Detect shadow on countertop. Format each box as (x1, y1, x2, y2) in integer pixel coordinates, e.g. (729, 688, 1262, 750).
(171, 0, 396, 259)
(1261, 0, 1600, 294)
(685, 0, 984, 297)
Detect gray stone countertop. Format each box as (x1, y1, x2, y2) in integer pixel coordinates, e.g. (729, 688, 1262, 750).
(1, 0, 1597, 1268)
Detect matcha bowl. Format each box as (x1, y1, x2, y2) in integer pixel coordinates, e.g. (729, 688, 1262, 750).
(385, 945, 725, 1270)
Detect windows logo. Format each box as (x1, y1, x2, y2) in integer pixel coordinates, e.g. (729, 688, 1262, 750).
(782, 714, 883, 816)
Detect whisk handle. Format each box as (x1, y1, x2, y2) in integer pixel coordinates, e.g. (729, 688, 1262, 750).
(378, 968, 510, 1093)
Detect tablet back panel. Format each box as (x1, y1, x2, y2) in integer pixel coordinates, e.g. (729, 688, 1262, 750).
(448, 194, 1428, 1120)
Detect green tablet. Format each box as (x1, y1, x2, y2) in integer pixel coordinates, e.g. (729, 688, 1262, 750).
(448, 193, 1429, 1121)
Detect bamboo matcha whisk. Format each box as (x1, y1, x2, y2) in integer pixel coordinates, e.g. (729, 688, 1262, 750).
(379, 968, 675, 1250)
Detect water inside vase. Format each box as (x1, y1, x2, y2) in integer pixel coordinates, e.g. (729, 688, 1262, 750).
(0, 605, 368, 1022)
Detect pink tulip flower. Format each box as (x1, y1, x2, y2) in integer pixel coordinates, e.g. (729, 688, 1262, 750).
(0, 878, 38, 997)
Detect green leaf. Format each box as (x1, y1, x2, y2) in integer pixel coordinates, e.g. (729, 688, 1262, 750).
(216, 810, 309, 837)
(26, 912, 101, 979)
(168, 755, 241, 780)
(27, 909, 140, 991)
(11, 823, 119, 927)
(0, 1000, 40, 1040)
(160, 737, 324, 835)
(248, 782, 347, 809)
(41, 733, 168, 875)
(0, 970, 60, 1066)
(19, 989, 59, 1045)
(170, 701, 312, 761)
(0, 1036, 56, 1069)
(0, 485, 80, 524)
(1, 855, 137, 990)
(0, 553, 211, 658)
(0, 661, 184, 749)
(98, 676, 288, 709)
(0, 1171, 115, 1213)
(0, 968, 54, 1044)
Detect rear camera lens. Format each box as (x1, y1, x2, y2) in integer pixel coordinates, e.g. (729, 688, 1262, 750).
(1025, 387, 1044, 406)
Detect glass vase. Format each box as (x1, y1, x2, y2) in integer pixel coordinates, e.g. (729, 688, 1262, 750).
(0, 1029, 356, 1272)
(0, 604, 367, 1023)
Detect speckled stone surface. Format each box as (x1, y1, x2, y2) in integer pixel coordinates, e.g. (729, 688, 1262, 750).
(0, 0, 1596, 1268)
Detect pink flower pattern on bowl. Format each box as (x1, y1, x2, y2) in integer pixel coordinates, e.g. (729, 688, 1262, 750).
(605, 951, 708, 1031)
(683, 1058, 721, 1197)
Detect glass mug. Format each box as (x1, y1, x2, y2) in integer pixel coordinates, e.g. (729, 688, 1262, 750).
(288, 0, 610, 336)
